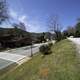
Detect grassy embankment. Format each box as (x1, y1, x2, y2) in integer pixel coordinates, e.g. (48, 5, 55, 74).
(0, 40, 80, 80)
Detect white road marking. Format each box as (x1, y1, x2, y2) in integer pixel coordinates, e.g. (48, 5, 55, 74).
(0, 52, 27, 64)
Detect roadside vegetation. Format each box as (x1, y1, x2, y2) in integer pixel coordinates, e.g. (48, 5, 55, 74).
(39, 42, 53, 56)
(0, 1, 80, 80)
(0, 40, 80, 80)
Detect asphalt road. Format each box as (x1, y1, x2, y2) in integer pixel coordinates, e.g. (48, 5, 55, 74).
(4, 43, 42, 56)
(68, 38, 80, 45)
(0, 43, 42, 69)
(68, 38, 80, 57)
(0, 41, 55, 70)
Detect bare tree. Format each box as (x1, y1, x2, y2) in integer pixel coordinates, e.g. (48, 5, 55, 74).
(12, 22, 27, 38)
(67, 26, 76, 36)
(18, 22, 26, 31)
(48, 15, 62, 32)
(12, 22, 26, 31)
(48, 15, 62, 41)
(0, 0, 9, 24)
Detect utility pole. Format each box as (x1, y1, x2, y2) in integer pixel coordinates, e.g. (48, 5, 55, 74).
(30, 40, 33, 57)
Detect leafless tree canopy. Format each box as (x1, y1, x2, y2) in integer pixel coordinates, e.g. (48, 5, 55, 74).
(0, 0, 9, 24)
(48, 15, 62, 33)
(12, 22, 27, 31)
(19, 22, 26, 31)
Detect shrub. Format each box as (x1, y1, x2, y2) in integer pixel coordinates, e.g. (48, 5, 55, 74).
(48, 42, 53, 47)
(39, 44, 52, 55)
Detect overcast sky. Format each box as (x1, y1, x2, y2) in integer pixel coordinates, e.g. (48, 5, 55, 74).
(6, 0, 80, 32)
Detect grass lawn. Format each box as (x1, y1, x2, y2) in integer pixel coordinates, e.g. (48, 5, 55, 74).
(0, 39, 80, 80)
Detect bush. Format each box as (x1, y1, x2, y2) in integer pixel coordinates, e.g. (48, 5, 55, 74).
(39, 44, 52, 55)
(48, 42, 53, 47)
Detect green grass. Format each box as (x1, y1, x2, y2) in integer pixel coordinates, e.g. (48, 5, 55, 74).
(0, 39, 80, 80)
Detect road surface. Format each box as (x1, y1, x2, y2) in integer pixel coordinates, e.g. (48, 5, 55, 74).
(0, 41, 55, 70)
(68, 38, 80, 45)
(68, 38, 80, 56)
